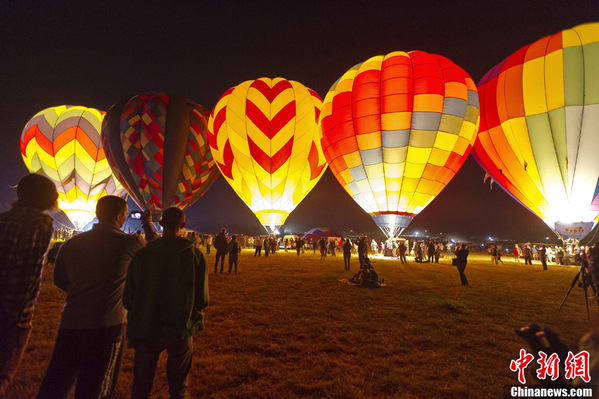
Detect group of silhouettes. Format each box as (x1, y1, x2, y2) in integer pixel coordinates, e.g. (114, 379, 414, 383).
(0, 174, 208, 398)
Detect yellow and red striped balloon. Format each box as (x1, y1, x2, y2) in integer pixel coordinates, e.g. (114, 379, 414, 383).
(20, 105, 125, 229)
(208, 78, 327, 232)
(320, 51, 480, 238)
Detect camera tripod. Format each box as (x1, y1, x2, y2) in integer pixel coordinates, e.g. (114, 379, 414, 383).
(558, 266, 594, 322)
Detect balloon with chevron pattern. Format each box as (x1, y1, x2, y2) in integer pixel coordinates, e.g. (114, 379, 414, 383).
(208, 77, 327, 233)
(20, 105, 126, 229)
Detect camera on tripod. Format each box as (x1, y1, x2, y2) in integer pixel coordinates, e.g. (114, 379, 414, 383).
(558, 263, 596, 322)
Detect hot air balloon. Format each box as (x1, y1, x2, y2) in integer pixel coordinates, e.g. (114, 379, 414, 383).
(101, 92, 219, 217)
(20, 105, 125, 229)
(320, 51, 480, 239)
(473, 22, 599, 242)
(208, 78, 327, 233)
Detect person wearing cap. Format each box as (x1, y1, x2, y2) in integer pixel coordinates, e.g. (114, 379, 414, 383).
(0, 174, 58, 395)
(123, 207, 209, 399)
(38, 195, 146, 399)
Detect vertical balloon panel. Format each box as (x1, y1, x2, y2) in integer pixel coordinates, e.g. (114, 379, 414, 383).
(20, 105, 125, 229)
(473, 22, 599, 240)
(101, 92, 219, 215)
(320, 51, 480, 239)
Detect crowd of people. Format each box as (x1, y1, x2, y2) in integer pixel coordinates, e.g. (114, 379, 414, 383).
(3, 173, 599, 397)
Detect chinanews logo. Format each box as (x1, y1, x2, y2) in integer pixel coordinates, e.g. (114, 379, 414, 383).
(509, 349, 593, 398)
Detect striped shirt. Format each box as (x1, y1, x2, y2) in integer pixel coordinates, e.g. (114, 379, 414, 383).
(0, 206, 53, 327)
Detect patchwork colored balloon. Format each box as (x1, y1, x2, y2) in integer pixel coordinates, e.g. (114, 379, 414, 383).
(473, 22, 599, 240)
(320, 51, 480, 239)
(20, 105, 125, 229)
(208, 78, 327, 232)
(102, 92, 219, 214)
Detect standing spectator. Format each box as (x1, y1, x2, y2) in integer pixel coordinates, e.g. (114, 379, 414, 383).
(123, 207, 209, 399)
(540, 244, 548, 271)
(0, 174, 57, 395)
(266, 236, 272, 257)
(513, 245, 521, 262)
(295, 237, 301, 256)
(213, 228, 228, 274)
(490, 245, 498, 265)
(357, 236, 367, 266)
(270, 237, 277, 254)
(398, 241, 407, 264)
(434, 243, 441, 263)
(523, 245, 532, 265)
(342, 239, 352, 271)
(319, 237, 327, 259)
(454, 244, 470, 286)
(557, 247, 565, 265)
(38, 196, 146, 399)
(427, 241, 435, 263)
(228, 234, 241, 274)
(254, 236, 262, 257)
(205, 234, 212, 254)
(330, 239, 337, 257)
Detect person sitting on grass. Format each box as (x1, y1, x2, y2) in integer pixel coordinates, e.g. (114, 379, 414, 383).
(349, 258, 382, 288)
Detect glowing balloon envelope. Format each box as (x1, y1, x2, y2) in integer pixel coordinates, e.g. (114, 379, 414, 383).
(208, 78, 327, 232)
(102, 92, 219, 215)
(473, 22, 599, 240)
(20, 105, 125, 229)
(320, 51, 480, 238)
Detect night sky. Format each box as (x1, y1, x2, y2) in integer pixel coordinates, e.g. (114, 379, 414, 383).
(1, 1, 598, 242)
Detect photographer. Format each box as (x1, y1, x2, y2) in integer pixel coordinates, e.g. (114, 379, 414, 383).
(454, 244, 469, 286)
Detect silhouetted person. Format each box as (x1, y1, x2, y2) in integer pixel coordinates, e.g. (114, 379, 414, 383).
(228, 234, 241, 274)
(398, 241, 407, 263)
(38, 196, 146, 399)
(427, 241, 435, 262)
(123, 207, 208, 399)
(0, 174, 57, 396)
(319, 237, 327, 259)
(357, 237, 367, 266)
(254, 236, 262, 256)
(540, 244, 548, 270)
(455, 244, 470, 286)
(213, 228, 228, 274)
(343, 239, 352, 271)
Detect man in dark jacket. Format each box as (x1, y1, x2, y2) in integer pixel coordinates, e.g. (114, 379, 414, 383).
(342, 239, 352, 271)
(123, 207, 209, 399)
(228, 234, 241, 274)
(213, 228, 228, 274)
(38, 195, 146, 399)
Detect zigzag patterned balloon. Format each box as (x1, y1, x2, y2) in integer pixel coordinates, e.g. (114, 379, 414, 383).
(20, 105, 125, 229)
(208, 77, 327, 232)
(102, 92, 219, 214)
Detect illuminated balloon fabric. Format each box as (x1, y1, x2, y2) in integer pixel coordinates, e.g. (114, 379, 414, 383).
(473, 22, 599, 238)
(208, 78, 327, 231)
(101, 92, 219, 213)
(20, 106, 125, 228)
(320, 51, 480, 238)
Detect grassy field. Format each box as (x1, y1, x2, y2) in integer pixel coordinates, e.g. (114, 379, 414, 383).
(4, 249, 597, 398)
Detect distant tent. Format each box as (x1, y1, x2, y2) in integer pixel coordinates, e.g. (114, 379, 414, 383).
(303, 227, 343, 241)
